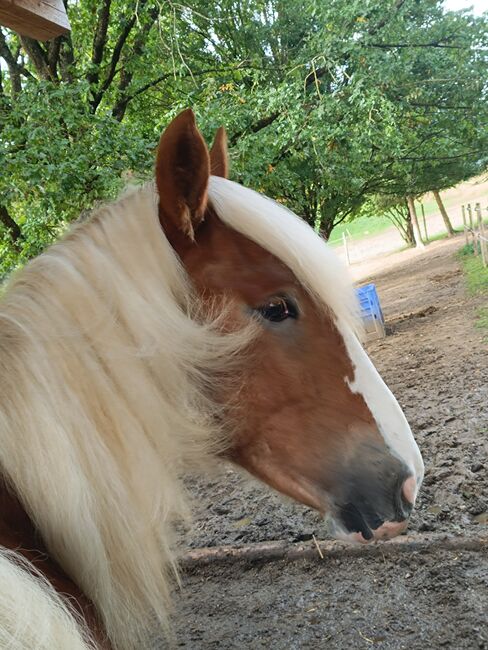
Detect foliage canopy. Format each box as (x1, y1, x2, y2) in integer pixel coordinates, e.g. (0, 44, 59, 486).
(1, 0, 487, 275)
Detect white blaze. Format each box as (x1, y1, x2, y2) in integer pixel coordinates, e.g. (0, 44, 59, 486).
(341, 327, 424, 496)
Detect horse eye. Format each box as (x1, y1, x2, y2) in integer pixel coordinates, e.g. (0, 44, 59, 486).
(257, 297, 298, 322)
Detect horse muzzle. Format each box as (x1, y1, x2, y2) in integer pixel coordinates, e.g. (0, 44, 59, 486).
(327, 446, 421, 544)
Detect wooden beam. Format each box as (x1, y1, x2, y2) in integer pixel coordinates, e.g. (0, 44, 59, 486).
(0, 0, 70, 41)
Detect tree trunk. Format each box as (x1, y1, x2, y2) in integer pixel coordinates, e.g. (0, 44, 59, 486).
(406, 196, 425, 249)
(319, 217, 336, 240)
(433, 189, 455, 237)
(388, 204, 415, 246)
(19, 37, 54, 81)
(0, 205, 22, 244)
(405, 207, 415, 246)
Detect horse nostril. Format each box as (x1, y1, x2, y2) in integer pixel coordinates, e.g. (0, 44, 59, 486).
(339, 502, 375, 540)
(394, 475, 416, 521)
(402, 475, 417, 505)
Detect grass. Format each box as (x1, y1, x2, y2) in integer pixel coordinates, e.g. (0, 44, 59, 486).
(329, 215, 392, 245)
(424, 228, 464, 244)
(458, 244, 488, 336)
(476, 306, 488, 333)
(458, 244, 488, 293)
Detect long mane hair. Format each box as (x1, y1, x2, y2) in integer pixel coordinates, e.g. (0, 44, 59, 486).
(0, 176, 358, 649)
(0, 183, 253, 649)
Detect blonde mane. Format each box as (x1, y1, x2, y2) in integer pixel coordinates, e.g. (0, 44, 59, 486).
(0, 178, 357, 649)
(0, 550, 97, 649)
(0, 183, 251, 649)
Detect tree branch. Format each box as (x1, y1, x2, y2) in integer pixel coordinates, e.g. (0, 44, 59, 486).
(19, 36, 53, 81)
(229, 111, 280, 146)
(330, 207, 354, 231)
(47, 35, 63, 80)
(90, 1, 145, 112)
(58, 33, 75, 83)
(113, 71, 173, 107)
(408, 102, 473, 110)
(0, 29, 22, 96)
(110, 4, 159, 120)
(87, 0, 112, 87)
(112, 65, 253, 121)
(399, 150, 483, 162)
(368, 41, 465, 49)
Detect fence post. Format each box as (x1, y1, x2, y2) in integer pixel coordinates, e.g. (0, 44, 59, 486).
(467, 204, 477, 255)
(420, 202, 428, 241)
(462, 205, 468, 245)
(475, 202, 487, 268)
(342, 231, 351, 266)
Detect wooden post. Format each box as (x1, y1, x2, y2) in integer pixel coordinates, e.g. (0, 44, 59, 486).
(475, 202, 487, 268)
(407, 196, 425, 249)
(342, 232, 350, 265)
(462, 205, 468, 245)
(483, 207, 488, 268)
(420, 202, 428, 242)
(0, 0, 70, 41)
(467, 204, 476, 254)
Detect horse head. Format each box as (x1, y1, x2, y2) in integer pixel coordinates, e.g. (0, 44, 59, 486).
(155, 109, 424, 544)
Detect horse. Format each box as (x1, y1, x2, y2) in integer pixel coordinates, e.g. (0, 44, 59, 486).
(0, 109, 423, 649)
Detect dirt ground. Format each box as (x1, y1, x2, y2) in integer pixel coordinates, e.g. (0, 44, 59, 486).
(173, 235, 488, 648)
(174, 546, 488, 649)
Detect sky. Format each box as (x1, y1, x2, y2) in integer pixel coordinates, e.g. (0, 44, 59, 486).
(443, 0, 486, 14)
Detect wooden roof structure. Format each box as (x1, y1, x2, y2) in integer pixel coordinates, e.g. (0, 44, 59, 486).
(0, 0, 70, 41)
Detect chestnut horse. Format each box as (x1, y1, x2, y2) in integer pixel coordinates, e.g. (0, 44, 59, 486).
(0, 110, 423, 649)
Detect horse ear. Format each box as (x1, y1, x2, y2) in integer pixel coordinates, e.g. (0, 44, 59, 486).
(209, 126, 229, 179)
(155, 109, 210, 240)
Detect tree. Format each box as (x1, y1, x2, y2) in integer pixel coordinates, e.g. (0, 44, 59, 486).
(1, 0, 487, 275)
(0, 78, 153, 270)
(362, 4, 488, 223)
(0, 1, 180, 274)
(365, 195, 415, 247)
(188, 0, 488, 236)
(1, 0, 304, 271)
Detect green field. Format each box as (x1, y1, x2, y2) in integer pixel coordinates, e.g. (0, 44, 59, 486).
(329, 214, 392, 245)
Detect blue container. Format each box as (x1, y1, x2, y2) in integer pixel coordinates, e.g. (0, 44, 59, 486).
(356, 283, 386, 338)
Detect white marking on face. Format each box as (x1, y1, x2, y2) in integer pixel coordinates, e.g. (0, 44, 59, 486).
(340, 327, 424, 495)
